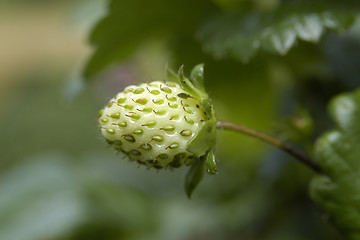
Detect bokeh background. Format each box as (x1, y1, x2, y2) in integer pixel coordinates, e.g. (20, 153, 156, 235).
(1, 0, 360, 239)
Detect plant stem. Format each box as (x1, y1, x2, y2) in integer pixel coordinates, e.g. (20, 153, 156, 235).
(216, 120, 322, 174)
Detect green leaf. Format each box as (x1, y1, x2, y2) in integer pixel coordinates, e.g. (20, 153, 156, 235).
(310, 88, 360, 240)
(198, 4, 357, 62)
(184, 156, 206, 198)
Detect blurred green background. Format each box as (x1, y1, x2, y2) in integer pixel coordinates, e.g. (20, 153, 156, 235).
(1, 0, 360, 239)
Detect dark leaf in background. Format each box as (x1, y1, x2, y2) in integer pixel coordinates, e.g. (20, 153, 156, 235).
(198, 2, 356, 63)
(311, 88, 360, 240)
(84, 0, 216, 79)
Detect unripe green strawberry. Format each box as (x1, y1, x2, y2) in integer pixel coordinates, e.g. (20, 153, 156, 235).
(98, 65, 217, 171)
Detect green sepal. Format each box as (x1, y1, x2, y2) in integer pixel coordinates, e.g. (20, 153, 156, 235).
(185, 65, 217, 157)
(184, 155, 206, 198)
(202, 99, 215, 119)
(177, 65, 185, 83)
(168, 64, 217, 160)
(186, 118, 217, 156)
(206, 150, 218, 175)
(166, 68, 180, 85)
(166, 65, 209, 101)
(178, 66, 205, 101)
(190, 63, 205, 92)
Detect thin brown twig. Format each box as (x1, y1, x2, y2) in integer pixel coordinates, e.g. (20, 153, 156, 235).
(216, 120, 322, 174)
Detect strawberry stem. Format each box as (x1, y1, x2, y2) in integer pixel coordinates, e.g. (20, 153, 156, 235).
(216, 120, 322, 174)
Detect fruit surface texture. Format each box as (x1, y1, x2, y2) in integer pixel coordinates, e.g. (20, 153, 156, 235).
(99, 81, 207, 169)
